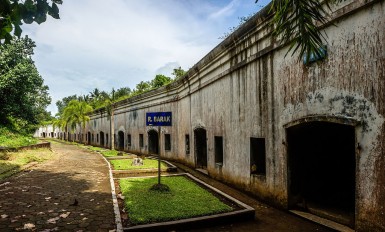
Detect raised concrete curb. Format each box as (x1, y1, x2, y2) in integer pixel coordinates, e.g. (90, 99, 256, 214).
(0, 141, 51, 152)
(98, 154, 124, 232)
(123, 173, 255, 232)
(290, 210, 355, 232)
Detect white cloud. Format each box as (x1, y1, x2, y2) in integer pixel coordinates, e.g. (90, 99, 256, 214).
(209, 0, 240, 19)
(21, 0, 266, 115)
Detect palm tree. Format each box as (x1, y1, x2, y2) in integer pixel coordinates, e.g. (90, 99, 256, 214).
(52, 115, 68, 140)
(62, 100, 93, 143)
(261, 0, 344, 60)
(89, 88, 101, 101)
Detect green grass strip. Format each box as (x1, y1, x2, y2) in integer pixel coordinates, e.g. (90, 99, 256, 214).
(110, 159, 167, 170)
(100, 150, 119, 157)
(120, 176, 233, 225)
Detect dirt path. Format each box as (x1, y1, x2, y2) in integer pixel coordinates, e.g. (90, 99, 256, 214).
(0, 141, 116, 231)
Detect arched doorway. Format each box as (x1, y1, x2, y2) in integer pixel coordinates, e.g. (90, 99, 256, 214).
(194, 128, 207, 169)
(42, 132, 46, 138)
(148, 130, 159, 154)
(100, 131, 105, 147)
(287, 121, 356, 227)
(118, 131, 125, 150)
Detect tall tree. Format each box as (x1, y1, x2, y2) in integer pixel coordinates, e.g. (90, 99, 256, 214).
(0, 0, 62, 44)
(0, 37, 51, 127)
(89, 88, 101, 101)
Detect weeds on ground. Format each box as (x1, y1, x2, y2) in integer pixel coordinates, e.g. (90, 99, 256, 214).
(0, 126, 38, 147)
(120, 176, 233, 225)
(0, 148, 54, 180)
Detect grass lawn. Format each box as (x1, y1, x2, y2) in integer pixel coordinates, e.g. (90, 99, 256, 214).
(101, 150, 119, 157)
(110, 159, 167, 170)
(87, 146, 105, 152)
(0, 148, 54, 180)
(120, 176, 233, 225)
(82, 146, 118, 157)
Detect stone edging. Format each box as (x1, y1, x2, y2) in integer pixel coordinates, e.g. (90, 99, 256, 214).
(96, 153, 124, 232)
(0, 142, 51, 152)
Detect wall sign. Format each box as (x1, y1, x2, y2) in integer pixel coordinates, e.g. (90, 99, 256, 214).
(146, 112, 172, 126)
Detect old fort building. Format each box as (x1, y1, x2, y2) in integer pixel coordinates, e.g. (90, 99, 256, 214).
(37, 1, 385, 231)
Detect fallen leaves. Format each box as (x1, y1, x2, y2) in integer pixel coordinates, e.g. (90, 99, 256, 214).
(47, 217, 60, 224)
(23, 223, 35, 230)
(60, 212, 70, 219)
(47, 211, 71, 224)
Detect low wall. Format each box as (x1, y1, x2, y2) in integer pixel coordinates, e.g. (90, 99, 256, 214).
(0, 141, 51, 152)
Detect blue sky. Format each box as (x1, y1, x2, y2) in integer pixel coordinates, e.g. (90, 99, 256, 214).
(22, 0, 270, 115)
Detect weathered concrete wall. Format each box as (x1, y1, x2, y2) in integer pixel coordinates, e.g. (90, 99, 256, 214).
(45, 0, 385, 230)
(34, 125, 60, 138)
(275, 1, 385, 230)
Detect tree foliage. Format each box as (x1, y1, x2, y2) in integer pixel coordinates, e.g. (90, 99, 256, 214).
(258, 0, 344, 60)
(0, 0, 63, 44)
(55, 94, 77, 115)
(0, 37, 51, 129)
(171, 67, 186, 80)
(151, 74, 172, 89)
(56, 67, 187, 116)
(62, 100, 93, 130)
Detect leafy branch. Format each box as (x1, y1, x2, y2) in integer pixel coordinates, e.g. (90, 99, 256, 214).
(0, 0, 63, 44)
(260, 0, 344, 60)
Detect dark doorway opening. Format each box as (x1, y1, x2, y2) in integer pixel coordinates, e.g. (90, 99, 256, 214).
(100, 131, 105, 147)
(148, 130, 159, 154)
(287, 121, 356, 227)
(42, 132, 46, 138)
(87, 132, 91, 145)
(118, 131, 124, 151)
(194, 128, 207, 169)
